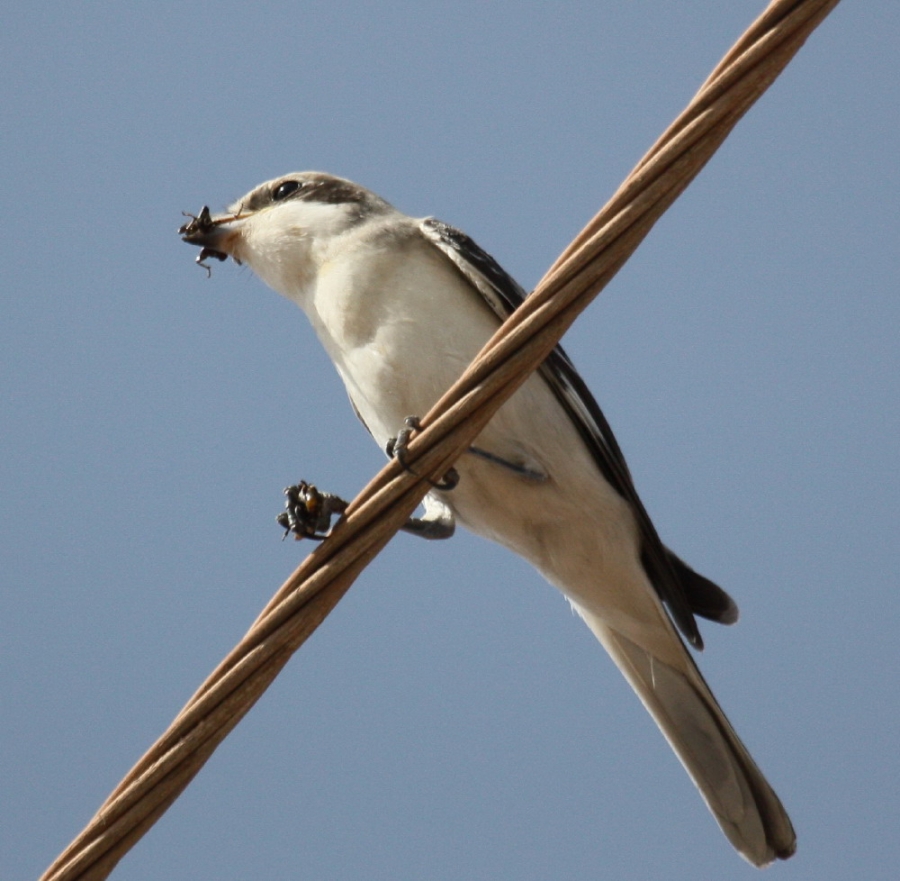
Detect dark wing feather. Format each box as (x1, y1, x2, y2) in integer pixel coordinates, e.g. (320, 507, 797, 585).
(420, 218, 737, 647)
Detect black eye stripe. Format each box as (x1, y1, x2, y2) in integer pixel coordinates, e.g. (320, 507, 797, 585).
(273, 180, 302, 201)
(262, 175, 372, 209)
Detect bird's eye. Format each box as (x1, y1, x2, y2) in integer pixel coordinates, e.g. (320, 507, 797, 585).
(273, 180, 301, 201)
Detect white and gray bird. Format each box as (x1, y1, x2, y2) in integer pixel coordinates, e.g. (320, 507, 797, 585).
(181, 171, 796, 866)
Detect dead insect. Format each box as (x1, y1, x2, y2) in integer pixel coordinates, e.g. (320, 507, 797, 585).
(179, 206, 230, 276)
(178, 205, 215, 237)
(196, 246, 228, 277)
(276, 480, 349, 541)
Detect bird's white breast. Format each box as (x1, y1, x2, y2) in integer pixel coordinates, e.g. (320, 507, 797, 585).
(306, 229, 500, 449)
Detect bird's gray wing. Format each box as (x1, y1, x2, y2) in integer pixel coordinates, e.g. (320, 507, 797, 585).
(420, 217, 737, 648)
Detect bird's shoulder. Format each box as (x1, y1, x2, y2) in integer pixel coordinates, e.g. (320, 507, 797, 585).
(418, 217, 528, 321)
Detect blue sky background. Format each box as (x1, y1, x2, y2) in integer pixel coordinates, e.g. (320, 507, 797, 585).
(2, 3, 898, 879)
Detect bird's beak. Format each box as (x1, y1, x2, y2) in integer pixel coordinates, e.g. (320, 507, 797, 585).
(179, 206, 246, 272)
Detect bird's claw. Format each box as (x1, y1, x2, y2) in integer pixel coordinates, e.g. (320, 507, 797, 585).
(386, 416, 459, 491)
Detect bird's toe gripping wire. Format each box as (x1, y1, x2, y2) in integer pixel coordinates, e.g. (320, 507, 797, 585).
(385, 416, 460, 491)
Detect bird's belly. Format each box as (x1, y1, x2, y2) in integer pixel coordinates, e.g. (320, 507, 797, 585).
(344, 343, 665, 638)
(445, 430, 674, 652)
(332, 301, 498, 450)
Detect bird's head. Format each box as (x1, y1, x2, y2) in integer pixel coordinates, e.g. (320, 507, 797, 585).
(179, 172, 391, 295)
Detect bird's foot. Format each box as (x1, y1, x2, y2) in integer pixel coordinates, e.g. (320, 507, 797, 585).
(385, 416, 459, 491)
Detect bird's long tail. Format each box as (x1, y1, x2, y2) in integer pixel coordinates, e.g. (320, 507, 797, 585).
(571, 602, 796, 867)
